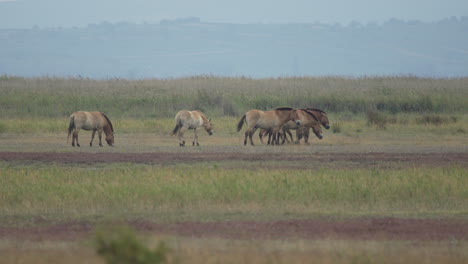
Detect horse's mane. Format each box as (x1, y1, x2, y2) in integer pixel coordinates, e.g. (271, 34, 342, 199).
(100, 112, 114, 132)
(275, 107, 293, 111)
(194, 110, 210, 123)
(302, 109, 319, 122)
(306, 108, 327, 114)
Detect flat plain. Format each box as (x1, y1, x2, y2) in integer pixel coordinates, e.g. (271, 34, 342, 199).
(1, 76, 467, 263)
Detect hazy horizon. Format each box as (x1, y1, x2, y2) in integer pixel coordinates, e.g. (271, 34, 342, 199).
(1, 0, 467, 78)
(1, 0, 467, 28)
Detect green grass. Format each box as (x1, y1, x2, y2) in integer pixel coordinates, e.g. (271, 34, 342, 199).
(1, 76, 467, 263)
(0, 113, 466, 136)
(1, 163, 467, 224)
(1, 76, 467, 119)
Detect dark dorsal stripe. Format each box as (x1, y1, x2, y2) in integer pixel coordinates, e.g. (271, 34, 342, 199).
(275, 107, 293, 111)
(100, 112, 114, 132)
(306, 108, 327, 114)
(302, 109, 319, 122)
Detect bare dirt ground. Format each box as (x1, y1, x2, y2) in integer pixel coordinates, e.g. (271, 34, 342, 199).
(1, 218, 468, 241)
(0, 151, 467, 168)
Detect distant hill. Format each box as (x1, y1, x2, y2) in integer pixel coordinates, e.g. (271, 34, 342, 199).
(1, 17, 467, 78)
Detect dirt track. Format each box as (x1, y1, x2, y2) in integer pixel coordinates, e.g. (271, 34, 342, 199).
(0, 151, 467, 168)
(2, 218, 468, 241)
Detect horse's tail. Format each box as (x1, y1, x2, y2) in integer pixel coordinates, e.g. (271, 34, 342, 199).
(67, 114, 75, 143)
(172, 119, 182, 136)
(236, 114, 246, 132)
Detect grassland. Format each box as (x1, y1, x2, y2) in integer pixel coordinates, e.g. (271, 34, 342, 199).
(1, 76, 467, 119)
(1, 164, 467, 224)
(0, 76, 467, 263)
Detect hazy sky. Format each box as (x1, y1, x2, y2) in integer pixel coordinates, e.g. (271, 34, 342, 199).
(0, 0, 467, 28)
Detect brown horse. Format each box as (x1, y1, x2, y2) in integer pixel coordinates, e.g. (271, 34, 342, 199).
(259, 109, 329, 144)
(297, 108, 329, 144)
(172, 110, 213, 146)
(237, 107, 301, 146)
(294, 109, 323, 144)
(67, 111, 114, 147)
(259, 121, 297, 145)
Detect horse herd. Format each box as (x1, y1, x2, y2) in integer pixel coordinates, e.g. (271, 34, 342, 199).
(67, 107, 330, 147)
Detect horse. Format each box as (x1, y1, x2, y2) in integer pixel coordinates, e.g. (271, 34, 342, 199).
(67, 111, 114, 147)
(237, 107, 301, 146)
(260, 109, 323, 145)
(259, 120, 297, 145)
(172, 110, 213, 146)
(297, 108, 329, 144)
(294, 109, 323, 144)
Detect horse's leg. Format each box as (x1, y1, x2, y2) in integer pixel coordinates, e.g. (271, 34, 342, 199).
(178, 127, 187, 146)
(90, 130, 96, 146)
(98, 129, 103, 147)
(73, 129, 80, 147)
(304, 128, 310, 145)
(259, 129, 265, 144)
(271, 128, 279, 146)
(279, 129, 286, 145)
(295, 128, 303, 144)
(244, 129, 249, 145)
(193, 128, 199, 146)
(248, 128, 257, 146)
(267, 130, 272, 145)
(287, 129, 294, 143)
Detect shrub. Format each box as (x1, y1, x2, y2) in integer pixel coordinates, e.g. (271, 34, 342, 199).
(332, 122, 342, 133)
(366, 107, 387, 129)
(95, 226, 169, 264)
(416, 115, 458, 125)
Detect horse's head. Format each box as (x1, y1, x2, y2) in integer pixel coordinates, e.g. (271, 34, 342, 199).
(320, 114, 330, 130)
(203, 118, 214, 136)
(105, 133, 115, 146)
(306, 108, 330, 129)
(310, 122, 323, 140)
(303, 110, 323, 139)
(101, 112, 115, 146)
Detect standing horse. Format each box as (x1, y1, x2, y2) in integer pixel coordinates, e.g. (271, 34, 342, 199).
(172, 110, 213, 146)
(67, 111, 114, 147)
(237, 107, 301, 146)
(297, 108, 329, 144)
(259, 121, 297, 145)
(294, 109, 323, 144)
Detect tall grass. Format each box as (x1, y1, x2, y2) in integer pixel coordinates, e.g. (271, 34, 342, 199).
(1, 76, 467, 118)
(1, 164, 466, 222)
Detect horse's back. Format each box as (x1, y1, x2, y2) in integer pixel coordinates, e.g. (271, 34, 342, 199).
(247, 109, 284, 128)
(70, 111, 105, 130)
(175, 110, 203, 128)
(175, 110, 191, 123)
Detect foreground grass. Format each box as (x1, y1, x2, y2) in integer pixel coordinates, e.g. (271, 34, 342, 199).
(2, 238, 468, 264)
(1, 164, 467, 224)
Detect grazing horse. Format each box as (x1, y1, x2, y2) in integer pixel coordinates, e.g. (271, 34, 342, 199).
(172, 110, 213, 146)
(67, 111, 114, 147)
(297, 108, 329, 144)
(295, 109, 323, 144)
(237, 107, 301, 146)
